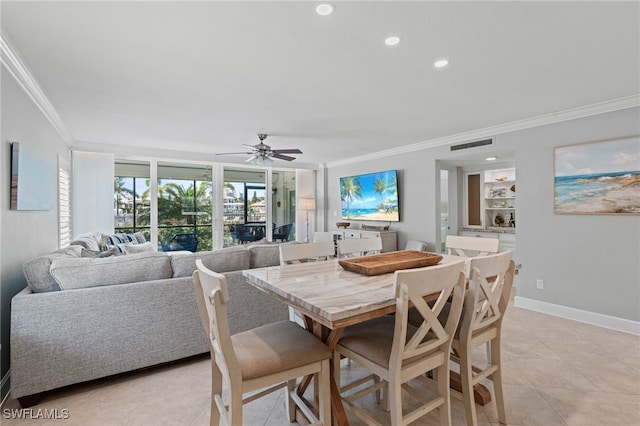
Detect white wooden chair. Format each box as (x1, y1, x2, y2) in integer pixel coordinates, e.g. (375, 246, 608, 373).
(312, 231, 332, 242)
(333, 260, 467, 426)
(451, 251, 515, 426)
(445, 235, 500, 258)
(405, 239, 428, 251)
(279, 241, 334, 265)
(337, 237, 382, 258)
(193, 259, 332, 426)
(279, 241, 335, 326)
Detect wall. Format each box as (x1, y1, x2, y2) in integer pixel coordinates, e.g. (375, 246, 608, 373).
(0, 66, 70, 400)
(509, 108, 639, 327)
(327, 107, 640, 329)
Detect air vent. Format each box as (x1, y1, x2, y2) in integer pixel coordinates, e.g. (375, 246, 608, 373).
(450, 138, 493, 151)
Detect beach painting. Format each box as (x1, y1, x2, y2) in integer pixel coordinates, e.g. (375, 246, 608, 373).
(554, 136, 640, 214)
(340, 169, 399, 221)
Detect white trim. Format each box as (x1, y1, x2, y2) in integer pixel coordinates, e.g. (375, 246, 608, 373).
(514, 296, 640, 336)
(0, 33, 73, 145)
(327, 95, 640, 167)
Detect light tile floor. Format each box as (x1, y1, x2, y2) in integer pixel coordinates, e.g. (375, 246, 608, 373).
(3, 296, 639, 425)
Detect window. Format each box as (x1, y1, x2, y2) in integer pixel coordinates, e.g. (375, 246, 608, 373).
(58, 155, 71, 247)
(157, 162, 212, 252)
(114, 161, 151, 241)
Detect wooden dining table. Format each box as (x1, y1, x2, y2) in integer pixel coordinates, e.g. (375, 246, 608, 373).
(243, 255, 474, 425)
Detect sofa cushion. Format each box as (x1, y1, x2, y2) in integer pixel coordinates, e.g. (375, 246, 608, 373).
(50, 252, 172, 290)
(171, 246, 249, 278)
(22, 246, 84, 293)
(248, 244, 282, 268)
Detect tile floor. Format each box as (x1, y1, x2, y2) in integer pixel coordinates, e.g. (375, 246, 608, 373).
(2, 297, 639, 425)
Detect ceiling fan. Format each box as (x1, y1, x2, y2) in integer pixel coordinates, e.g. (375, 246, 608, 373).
(216, 134, 302, 165)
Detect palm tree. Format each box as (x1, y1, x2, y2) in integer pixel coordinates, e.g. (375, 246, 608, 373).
(373, 178, 388, 210)
(340, 176, 362, 219)
(114, 177, 133, 215)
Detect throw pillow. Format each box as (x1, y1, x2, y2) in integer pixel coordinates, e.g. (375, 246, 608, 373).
(124, 242, 153, 254)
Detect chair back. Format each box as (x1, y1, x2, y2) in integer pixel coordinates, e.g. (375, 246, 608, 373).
(312, 231, 332, 242)
(337, 237, 382, 258)
(273, 224, 293, 241)
(390, 260, 466, 369)
(171, 233, 198, 252)
(462, 251, 515, 338)
(446, 235, 499, 257)
(193, 260, 239, 383)
(279, 241, 334, 265)
(405, 239, 428, 251)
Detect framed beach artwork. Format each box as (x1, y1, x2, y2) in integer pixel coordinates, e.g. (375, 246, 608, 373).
(554, 136, 640, 215)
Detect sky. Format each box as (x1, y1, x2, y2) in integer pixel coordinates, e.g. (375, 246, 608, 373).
(555, 136, 640, 177)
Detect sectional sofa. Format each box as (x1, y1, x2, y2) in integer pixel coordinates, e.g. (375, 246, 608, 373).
(10, 242, 289, 407)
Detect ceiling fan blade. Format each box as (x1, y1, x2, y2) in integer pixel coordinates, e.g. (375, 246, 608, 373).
(245, 155, 257, 163)
(215, 151, 252, 155)
(271, 153, 296, 161)
(272, 149, 302, 154)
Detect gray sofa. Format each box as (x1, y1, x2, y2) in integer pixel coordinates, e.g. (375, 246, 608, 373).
(10, 244, 288, 407)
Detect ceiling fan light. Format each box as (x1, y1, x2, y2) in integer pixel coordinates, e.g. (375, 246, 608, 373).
(250, 155, 273, 166)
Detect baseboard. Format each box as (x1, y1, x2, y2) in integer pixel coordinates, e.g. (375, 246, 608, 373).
(514, 296, 640, 336)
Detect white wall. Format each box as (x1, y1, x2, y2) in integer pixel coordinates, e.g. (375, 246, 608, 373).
(327, 107, 640, 328)
(509, 108, 639, 325)
(1, 66, 70, 399)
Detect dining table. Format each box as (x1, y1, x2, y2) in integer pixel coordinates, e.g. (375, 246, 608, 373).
(243, 254, 485, 425)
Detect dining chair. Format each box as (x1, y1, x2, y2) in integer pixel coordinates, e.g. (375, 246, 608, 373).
(279, 241, 336, 327)
(279, 241, 334, 265)
(273, 223, 293, 242)
(336, 237, 382, 258)
(451, 250, 515, 426)
(445, 235, 500, 258)
(333, 260, 467, 426)
(193, 259, 332, 426)
(312, 231, 332, 242)
(405, 239, 428, 251)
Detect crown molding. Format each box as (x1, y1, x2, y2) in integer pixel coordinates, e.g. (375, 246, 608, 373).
(0, 32, 73, 146)
(327, 95, 640, 168)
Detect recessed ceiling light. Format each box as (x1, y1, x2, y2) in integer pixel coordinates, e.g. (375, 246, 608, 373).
(485, 156, 497, 161)
(385, 36, 401, 46)
(315, 3, 334, 16)
(434, 59, 449, 68)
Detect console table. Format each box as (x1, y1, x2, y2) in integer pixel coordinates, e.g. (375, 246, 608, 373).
(330, 229, 397, 253)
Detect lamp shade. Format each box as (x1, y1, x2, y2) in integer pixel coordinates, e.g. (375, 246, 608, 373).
(299, 198, 316, 211)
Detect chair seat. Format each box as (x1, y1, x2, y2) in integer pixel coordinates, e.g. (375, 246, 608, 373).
(337, 316, 419, 370)
(232, 321, 331, 381)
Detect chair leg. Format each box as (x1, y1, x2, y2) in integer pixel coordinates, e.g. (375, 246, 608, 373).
(491, 337, 507, 425)
(228, 385, 243, 426)
(436, 364, 452, 426)
(319, 359, 332, 425)
(332, 351, 342, 391)
(211, 363, 222, 426)
(373, 375, 382, 404)
(388, 378, 403, 426)
(285, 379, 296, 422)
(460, 344, 478, 426)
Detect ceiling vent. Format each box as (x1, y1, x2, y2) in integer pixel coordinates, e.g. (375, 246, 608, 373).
(450, 138, 493, 151)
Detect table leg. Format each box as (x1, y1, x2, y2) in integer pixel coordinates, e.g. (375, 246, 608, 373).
(296, 318, 350, 425)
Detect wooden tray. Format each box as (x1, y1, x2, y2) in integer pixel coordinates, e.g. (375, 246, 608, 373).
(339, 251, 443, 276)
